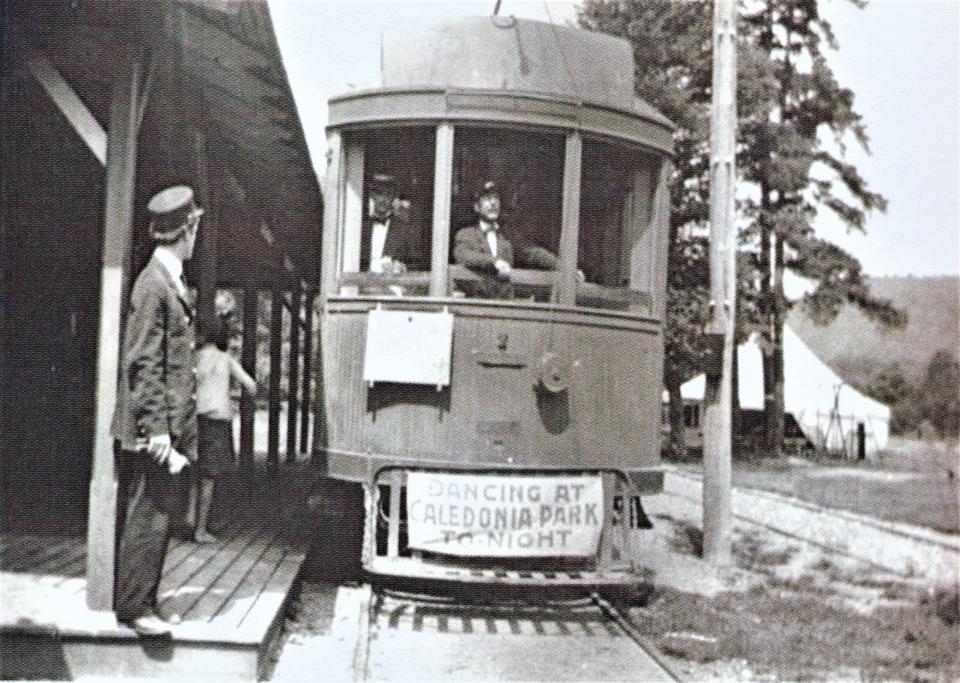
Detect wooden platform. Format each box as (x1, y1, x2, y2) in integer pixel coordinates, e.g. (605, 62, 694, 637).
(0, 473, 314, 680)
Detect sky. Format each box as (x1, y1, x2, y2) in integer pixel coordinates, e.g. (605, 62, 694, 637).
(270, 0, 959, 277)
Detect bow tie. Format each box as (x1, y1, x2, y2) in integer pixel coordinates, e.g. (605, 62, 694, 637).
(482, 223, 499, 234)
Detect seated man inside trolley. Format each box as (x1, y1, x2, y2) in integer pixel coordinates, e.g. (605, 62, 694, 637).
(453, 180, 574, 299)
(363, 173, 426, 296)
(367, 173, 419, 276)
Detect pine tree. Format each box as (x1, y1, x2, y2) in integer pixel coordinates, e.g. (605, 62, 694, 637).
(580, 0, 905, 457)
(739, 0, 905, 454)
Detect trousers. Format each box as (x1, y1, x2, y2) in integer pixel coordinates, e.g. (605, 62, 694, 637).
(113, 451, 176, 621)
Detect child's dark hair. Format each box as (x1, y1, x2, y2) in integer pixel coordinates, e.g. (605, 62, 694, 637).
(203, 317, 230, 352)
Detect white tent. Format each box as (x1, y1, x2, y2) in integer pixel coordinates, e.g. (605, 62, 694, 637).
(676, 325, 890, 458)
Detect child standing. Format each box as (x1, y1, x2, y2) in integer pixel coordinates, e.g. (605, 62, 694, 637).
(194, 317, 256, 543)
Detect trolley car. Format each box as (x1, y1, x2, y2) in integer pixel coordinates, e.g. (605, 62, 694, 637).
(316, 16, 673, 586)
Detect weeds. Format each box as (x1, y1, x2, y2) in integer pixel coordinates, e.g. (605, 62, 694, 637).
(631, 579, 959, 680)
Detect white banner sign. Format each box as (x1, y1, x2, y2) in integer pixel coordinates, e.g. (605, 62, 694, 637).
(405, 472, 603, 557)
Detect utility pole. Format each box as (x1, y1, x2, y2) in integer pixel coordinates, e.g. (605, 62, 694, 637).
(702, 0, 737, 565)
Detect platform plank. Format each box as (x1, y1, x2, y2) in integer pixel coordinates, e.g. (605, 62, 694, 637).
(159, 525, 260, 599)
(171, 527, 280, 623)
(3, 536, 78, 572)
(236, 551, 303, 641)
(1, 465, 313, 680)
(187, 532, 281, 623)
(213, 543, 288, 627)
(39, 541, 86, 577)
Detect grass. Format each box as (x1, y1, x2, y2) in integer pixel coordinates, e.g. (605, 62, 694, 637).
(633, 580, 960, 680)
(677, 439, 959, 533)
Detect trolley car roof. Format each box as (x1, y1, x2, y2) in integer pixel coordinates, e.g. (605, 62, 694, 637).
(327, 17, 673, 153)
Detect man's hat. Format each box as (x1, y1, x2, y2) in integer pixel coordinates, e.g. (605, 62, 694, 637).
(147, 185, 204, 241)
(474, 180, 499, 201)
(369, 173, 396, 194)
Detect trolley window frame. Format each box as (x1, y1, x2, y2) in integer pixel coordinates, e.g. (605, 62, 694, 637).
(322, 120, 669, 318)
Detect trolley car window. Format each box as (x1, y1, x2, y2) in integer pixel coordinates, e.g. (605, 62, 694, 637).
(449, 127, 564, 301)
(576, 139, 661, 314)
(337, 127, 435, 296)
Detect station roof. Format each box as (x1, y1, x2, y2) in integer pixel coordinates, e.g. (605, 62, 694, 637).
(3, 0, 322, 287)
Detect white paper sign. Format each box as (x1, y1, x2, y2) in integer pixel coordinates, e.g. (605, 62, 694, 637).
(362, 308, 453, 386)
(405, 472, 603, 557)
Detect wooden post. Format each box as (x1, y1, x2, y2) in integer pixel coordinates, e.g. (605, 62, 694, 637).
(557, 131, 583, 306)
(86, 59, 142, 610)
(192, 129, 218, 332)
(267, 286, 283, 463)
(702, 0, 737, 566)
(286, 286, 301, 458)
(430, 123, 454, 297)
(320, 131, 343, 298)
(239, 284, 257, 469)
(299, 290, 314, 454)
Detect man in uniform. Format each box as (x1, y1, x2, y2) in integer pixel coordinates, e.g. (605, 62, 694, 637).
(453, 181, 562, 298)
(111, 185, 202, 636)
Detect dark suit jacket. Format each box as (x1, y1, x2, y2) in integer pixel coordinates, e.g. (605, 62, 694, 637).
(453, 223, 559, 298)
(111, 254, 198, 457)
(381, 214, 428, 271)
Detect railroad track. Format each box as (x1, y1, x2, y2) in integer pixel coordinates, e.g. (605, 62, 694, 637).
(353, 584, 682, 682)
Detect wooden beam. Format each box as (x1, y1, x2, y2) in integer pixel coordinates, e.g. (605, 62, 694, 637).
(320, 131, 343, 297)
(86, 58, 142, 611)
(239, 286, 257, 469)
(557, 131, 583, 306)
(136, 53, 156, 133)
(26, 54, 107, 165)
(341, 140, 365, 276)
(267, 287, 283, 464)
(285, 287, 301, 458)
(193, 129, 218, 333)
(650, 163, 672, 321)
(429, 123, 455, 297)
(299, 291, 314, 455)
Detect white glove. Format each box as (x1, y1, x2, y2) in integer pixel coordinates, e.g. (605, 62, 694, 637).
(146, 434, 189, 474)
(494, 258, 512, 277)
(165, 450, 190, 475)
(147, 434, 173, 463)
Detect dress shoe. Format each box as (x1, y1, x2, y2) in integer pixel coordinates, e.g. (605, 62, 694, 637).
(160, 611, 182, 625)
(193, 529, 219, 544)
(125, 613, 173, 637)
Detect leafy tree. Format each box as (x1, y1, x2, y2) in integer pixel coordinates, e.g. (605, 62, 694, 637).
(868, 362, 911, 406)
(867, 361, 919, 434)
(580, 0, 905, 457)
(919, 350, 960, 439)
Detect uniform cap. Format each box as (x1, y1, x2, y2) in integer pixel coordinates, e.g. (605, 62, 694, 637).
(474, 180, 498, 201)
(147, 185, 204, 241)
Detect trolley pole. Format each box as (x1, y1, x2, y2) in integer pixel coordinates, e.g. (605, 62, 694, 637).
(702, 0, 737, 565)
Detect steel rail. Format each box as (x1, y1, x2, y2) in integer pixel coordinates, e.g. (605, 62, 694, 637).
(591, 591, 683, 682)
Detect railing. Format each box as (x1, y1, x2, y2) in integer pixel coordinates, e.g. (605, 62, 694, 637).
(337, 265, 653, 313)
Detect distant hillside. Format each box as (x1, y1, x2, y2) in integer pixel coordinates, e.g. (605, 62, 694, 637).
(788, 275, 959, 392)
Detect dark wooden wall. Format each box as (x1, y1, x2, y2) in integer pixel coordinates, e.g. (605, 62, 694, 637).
(1, 64, 106, 529)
